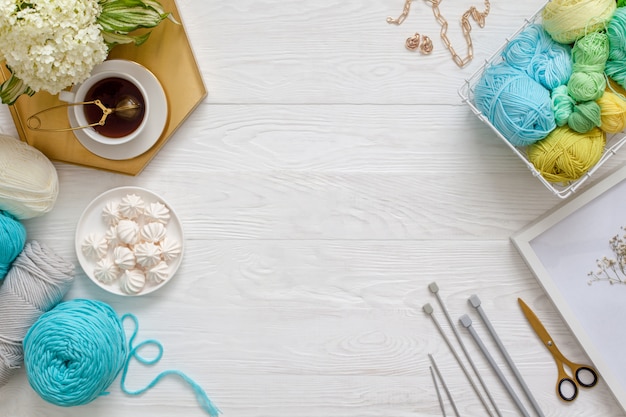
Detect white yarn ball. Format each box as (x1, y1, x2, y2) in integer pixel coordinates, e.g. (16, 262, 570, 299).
(0, 135, 58, 219)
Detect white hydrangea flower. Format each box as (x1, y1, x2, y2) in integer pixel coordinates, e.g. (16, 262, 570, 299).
(0, 0, 108, 94)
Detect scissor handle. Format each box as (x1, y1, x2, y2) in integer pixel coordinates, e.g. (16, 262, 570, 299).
(557, 377, 578, 402)
(575, 366, 598, 388)
(556, 365, 598, 402)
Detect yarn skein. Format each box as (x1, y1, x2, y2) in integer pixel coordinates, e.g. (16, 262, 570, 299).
(542, 0, 616, 44)
(527, 126, 605, 183)
(606, 8, 626, 89)
(474, 62, 556, 147)
(0, 135, 58, 219)
(0, 211, 26, 280)
(567, 31, 609, 102)
(597, 90, 626, 133)
(568, 101, 602, 133)
(0, 240, 74, 388)
(502, 24, 572, 90)
(551, 85, 575, 126)
(23, 299, 220, 416)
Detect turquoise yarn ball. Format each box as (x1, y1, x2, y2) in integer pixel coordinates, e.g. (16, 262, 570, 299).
(0, 210, 26, 279)
(23, 299, 221, 416)
(474, 62, 556, 146)
(23, 299, 127, 407)
(502, 24, 572, 90)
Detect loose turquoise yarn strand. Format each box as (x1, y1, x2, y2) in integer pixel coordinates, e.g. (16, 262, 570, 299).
(120, 313, 221, 417)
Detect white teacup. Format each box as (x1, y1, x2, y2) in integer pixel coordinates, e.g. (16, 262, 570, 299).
(59, 71, 149, 146)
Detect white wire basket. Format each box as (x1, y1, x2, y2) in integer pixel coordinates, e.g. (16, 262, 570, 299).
(458, 4, 626, 199)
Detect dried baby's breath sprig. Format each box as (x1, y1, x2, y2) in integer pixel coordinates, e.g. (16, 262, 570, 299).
(588, 227, 626, 285)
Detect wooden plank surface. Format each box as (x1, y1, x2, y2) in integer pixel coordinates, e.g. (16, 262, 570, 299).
(1, 0, 625, 416)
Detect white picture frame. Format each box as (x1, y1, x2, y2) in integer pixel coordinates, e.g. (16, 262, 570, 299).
(512, 163, 626, 412)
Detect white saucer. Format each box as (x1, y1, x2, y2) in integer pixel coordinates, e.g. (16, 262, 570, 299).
(75, 186, 184, 296)
(68, 60, 168, 160)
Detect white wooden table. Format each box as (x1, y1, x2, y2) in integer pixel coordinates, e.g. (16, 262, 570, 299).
(1, 0, 625, 416)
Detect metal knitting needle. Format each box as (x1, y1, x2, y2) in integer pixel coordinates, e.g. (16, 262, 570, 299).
(430, 365, 447, 417)
(429, 283, 502, 417)
(469, 295, 545, 417)
(429, 354, 459, 417)
(460, 314, 531, 417)
(423, 303, 494, 417)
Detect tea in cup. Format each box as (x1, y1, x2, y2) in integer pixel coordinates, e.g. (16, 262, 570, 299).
(59, 71, 149, 145)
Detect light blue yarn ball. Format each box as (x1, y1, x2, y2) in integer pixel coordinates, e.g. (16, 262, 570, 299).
(502, 24, 572, 90)
(23, 299, 127, 407)
(474, 62, 556, 147)
(0, 210, 26, 279)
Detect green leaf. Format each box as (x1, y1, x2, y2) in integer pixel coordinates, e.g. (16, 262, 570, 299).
(98, 0, 169, 32)
(97, 0, 177, 49)
(0, 67, 35, 105)
(102, 30, 151, 49)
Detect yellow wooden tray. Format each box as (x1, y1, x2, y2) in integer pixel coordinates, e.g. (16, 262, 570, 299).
(0, 0, 206, 176)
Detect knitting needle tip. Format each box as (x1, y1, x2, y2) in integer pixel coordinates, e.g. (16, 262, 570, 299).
(459, 314, 473, 328)
(469, 294, 481, 308)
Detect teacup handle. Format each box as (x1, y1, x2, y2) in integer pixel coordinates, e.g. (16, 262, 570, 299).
(58, 90, 76, 103)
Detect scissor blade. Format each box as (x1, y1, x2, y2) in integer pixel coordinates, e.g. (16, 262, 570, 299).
(518, 298, 553, 345)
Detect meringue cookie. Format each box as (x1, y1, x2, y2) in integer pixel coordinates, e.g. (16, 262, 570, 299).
(160, 237, 182, 262)
(105, 225, 121, 246)
(140, 222, 167, 244)
(119, 269, 146, 295)
(116, 219, 139, 245)
(119, 193, 144, 219)
(82, 233, 108, 260)
(113, 245, 136, 270)
(144, 201, 170, 225)
(135, 242, 161, 268)
(102, 201, 121, 226)
(146, 260, 169, 284)
(93, 257, 120, 284)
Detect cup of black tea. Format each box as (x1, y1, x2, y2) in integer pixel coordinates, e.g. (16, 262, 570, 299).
(59, 71, 149, 145)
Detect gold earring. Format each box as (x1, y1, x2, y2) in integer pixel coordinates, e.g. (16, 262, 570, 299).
(405, 33, 421, 51)
(420, 35, 433, 54)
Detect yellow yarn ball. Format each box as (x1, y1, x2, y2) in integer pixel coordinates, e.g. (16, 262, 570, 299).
(542, 0, 616, 44)
(527, 126, 605, 183)
(597, 90, 626, 133)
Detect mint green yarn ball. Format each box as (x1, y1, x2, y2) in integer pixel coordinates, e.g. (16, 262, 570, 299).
(607, 7, 626, 89)
(568, 101, 602, 133)
(568, 32, 609, 102)
(568, 73, 606, 102)
(551, 85, 575, 127)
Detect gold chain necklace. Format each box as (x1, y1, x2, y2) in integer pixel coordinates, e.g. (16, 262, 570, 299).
(387, 0, 491, 68)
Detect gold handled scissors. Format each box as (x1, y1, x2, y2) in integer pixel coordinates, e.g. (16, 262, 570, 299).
(518, 298, 598, 402)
